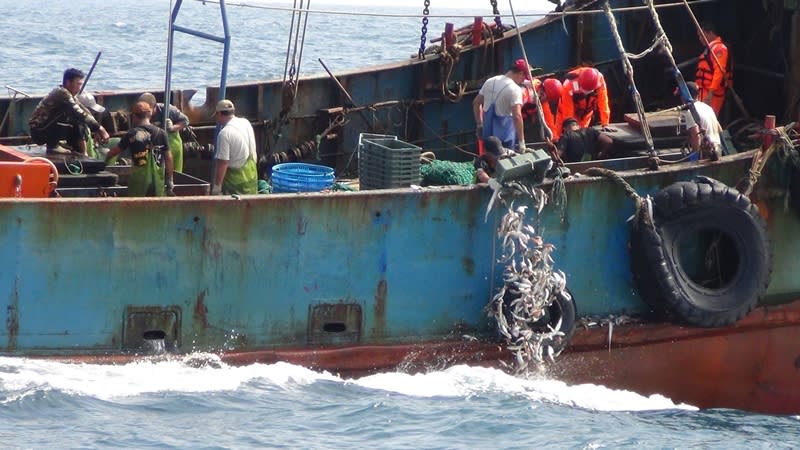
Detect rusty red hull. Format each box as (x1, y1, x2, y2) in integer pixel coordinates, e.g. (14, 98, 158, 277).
(44, 299, 800, 415)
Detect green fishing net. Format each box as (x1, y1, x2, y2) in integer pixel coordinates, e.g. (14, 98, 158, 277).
(420, 160, 476, 186)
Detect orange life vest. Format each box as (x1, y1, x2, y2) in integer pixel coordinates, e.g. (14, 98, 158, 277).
(559, 68, 610, 129)
(695, 37, 730, 93)
(521, 80, 561, 140)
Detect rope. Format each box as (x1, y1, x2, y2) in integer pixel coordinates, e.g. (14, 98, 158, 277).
(584, 166, 655, 229)
(186, 0, 717, 20)
(584, 167, 640, 202)
(439, 47, 467, 102)
(739, 124, 797, 197)
(603, 2, 656, 161)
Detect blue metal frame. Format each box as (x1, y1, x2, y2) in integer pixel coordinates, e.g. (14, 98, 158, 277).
(164, 0, 231, 128)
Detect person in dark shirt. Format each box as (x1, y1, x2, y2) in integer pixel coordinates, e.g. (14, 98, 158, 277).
(105, 101, 174, 196)
(557, 118, 613, 163)
(474, 136, 514, 183)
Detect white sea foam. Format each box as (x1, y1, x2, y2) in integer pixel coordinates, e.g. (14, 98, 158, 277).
(0, 357, 694, 411)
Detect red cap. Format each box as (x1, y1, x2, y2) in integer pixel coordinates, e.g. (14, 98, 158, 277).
(513, 58, 533, 79)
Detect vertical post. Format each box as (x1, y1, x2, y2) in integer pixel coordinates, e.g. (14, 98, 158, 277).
(219, 0, 230, 101)
(472, 17, 483, 46)
(444, 23, 455, 49)
(164, 0, 180, 130)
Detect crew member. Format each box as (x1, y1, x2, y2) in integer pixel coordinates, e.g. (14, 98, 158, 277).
(213, 99, 258, 195)
(521, 77, 564, 141)
(474, 136, 513, 184)
(28, 68, 110, 155)
(138, 92, 190, 173)
(105, 101, 174, 196)
(681, 81, 722, 160)
(557, 118, 613, 163)
(695, 21, 729, 116)
(473, 59, 528, 151)
(559, 67, 610, 130)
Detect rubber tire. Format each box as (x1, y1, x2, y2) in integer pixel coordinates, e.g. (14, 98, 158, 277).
(631, 178, 772, 327)
(530, 289, 577, 354)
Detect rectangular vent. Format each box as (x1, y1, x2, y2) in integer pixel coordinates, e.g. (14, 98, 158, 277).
(123, 306, 181, 352)
(308, 303, 362, 346)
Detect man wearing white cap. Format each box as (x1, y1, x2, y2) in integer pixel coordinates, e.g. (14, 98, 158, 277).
(213, 99, 257, 195)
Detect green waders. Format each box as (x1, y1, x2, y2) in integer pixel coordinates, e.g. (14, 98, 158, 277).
(222, 156, 258, 195)
(129, 149, 166, 197)
(168, 130, 183, 173)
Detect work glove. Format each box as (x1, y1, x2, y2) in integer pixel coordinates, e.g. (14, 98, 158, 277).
(211, 184, 222, 195)
(487, 178, 502, 191)
(518, 140, 527, 152)
(166, 176, 175, 196)
(165, 118, 175, 133)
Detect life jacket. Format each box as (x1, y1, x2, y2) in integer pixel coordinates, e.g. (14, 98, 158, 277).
(521, 79, 561, 140)
(695, 38, 731, 92)
(559, 68, 610, 129)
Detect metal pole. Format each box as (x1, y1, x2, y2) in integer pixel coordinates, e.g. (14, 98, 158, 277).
(79, 51, 102, 94)
(164, 0, 179, 132)
(219, 0, 230, 100)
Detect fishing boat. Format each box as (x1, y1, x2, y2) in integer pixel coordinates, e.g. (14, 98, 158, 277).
(1, 0, 800, 415)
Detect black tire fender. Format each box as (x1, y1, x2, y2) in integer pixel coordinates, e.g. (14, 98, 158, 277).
(530, 289, 577, 354)
(630, 178, 773, 327)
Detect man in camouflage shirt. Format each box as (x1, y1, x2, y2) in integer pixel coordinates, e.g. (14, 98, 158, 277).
(28, 68, 110, 155)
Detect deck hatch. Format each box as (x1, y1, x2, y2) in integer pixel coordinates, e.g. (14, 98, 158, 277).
(308, 303, 362, 345)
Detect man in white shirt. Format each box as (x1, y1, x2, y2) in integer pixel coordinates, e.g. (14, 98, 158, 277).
(681, 81, 722, 160)
(473, 59, 529, 151)
(213, 99, 258, 195)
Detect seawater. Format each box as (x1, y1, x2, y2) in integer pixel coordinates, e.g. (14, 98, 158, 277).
(2, 357, 797, 449)
(1, 1, 799, 448)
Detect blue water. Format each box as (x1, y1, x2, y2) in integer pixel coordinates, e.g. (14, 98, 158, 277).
(2, 357, 797, 449)
(1, 1, 799, 447)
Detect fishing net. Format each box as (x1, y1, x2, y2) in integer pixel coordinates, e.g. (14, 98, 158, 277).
(420, 160, 476, 186)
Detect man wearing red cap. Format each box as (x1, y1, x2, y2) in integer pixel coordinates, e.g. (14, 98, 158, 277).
(473, 59, 529, 151)
(558, 67, 611, 131)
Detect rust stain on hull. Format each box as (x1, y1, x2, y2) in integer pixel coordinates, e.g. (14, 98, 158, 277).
(374, 279, 387, 338)
(6, 277, 19, 350)
(194, 290, 209, 330)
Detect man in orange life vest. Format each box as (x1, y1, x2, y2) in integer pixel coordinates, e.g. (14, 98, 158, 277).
(559, 67, 611, 130)
(521, 77, 564, 141)
(695, 21, 729, 116)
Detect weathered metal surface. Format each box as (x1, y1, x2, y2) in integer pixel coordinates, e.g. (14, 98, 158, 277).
(0, 147, 786, 358)
(28, 300, 800, 414)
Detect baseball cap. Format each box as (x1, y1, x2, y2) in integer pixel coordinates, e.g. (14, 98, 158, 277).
(215, 99, 235, 113)
(484, 136, 508, 157)
(512, 59, 534, 79)
(77, 92, 106, 114)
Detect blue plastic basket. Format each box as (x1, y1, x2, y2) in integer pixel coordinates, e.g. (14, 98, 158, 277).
(271, 163, 335, 193)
